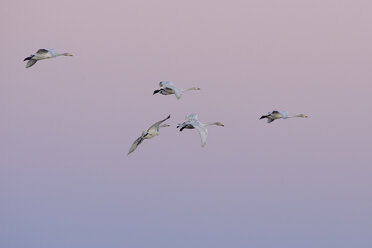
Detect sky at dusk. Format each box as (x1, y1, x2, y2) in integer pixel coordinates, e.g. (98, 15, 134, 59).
(1, 0, 372, 247)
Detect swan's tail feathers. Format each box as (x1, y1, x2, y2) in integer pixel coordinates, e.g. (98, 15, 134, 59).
(26, 59, 37, 68)
(176, 124, 186, 131)
(24, 55, 34, 61)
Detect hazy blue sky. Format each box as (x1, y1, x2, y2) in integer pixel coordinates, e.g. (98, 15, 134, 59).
(1, 0, 372, 247)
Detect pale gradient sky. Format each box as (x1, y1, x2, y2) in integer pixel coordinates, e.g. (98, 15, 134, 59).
(1, 0, 372, 247)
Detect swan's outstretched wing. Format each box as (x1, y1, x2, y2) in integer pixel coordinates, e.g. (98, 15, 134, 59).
(178, 114, 197, 128)
(128, 135, 145, 155)
(147, 115, 170, 132)
(161, 82, 182, 99)
(170, 88, 182, 99)
(36, 49, 49, 54)
(177, 114, 199, 130)
(48, 49, 57, 57)
(26, 59, 37, 68)
(191, 121, 208, 147)
(159, 81, 175, 87)
(271, 110, 288, 118)
(277, 110, 288, 119)
(185, 113, 198, 121)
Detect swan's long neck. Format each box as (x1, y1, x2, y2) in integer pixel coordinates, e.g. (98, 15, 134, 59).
(204, 122, 220, 126)
(287, 114, 305, 118)
(56, 52, 69, 56)
(181, 87, 199, 92)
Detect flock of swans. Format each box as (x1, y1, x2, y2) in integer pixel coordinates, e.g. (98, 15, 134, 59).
(24, 48, 309, 155)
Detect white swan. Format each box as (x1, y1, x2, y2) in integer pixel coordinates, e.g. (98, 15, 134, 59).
(260, 110, 308, 123)
(153, 81, 200, 99)
(128, 115, 170, 155)
(24, 49, 73, 68)
(177, 114, 224, 147)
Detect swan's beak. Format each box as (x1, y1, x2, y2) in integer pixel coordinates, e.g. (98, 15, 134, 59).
(304, 115, 308, 118)
(164, 124, 170, 127)
(196, 87, 201, 90)
(67, 53, 73, 56)
(219, 123, 224, 127)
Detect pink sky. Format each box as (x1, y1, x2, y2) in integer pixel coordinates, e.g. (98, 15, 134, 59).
(1, 0, 372, 247)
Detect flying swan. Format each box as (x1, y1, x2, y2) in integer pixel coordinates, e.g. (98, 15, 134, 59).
(260, 110, 308, 123)
(176, 114, 224, 147)
(153, 81, 200, 99)
(24, 49, 73, 68)
(128, 115, 170, 155)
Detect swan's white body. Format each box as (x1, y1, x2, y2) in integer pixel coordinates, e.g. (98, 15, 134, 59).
(177, 114, 224, 147)
(128, 115, 170, 155)
(260, 110, 308, 123)
(24, 49, 73, 68)
(153, 81, 200, 99)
